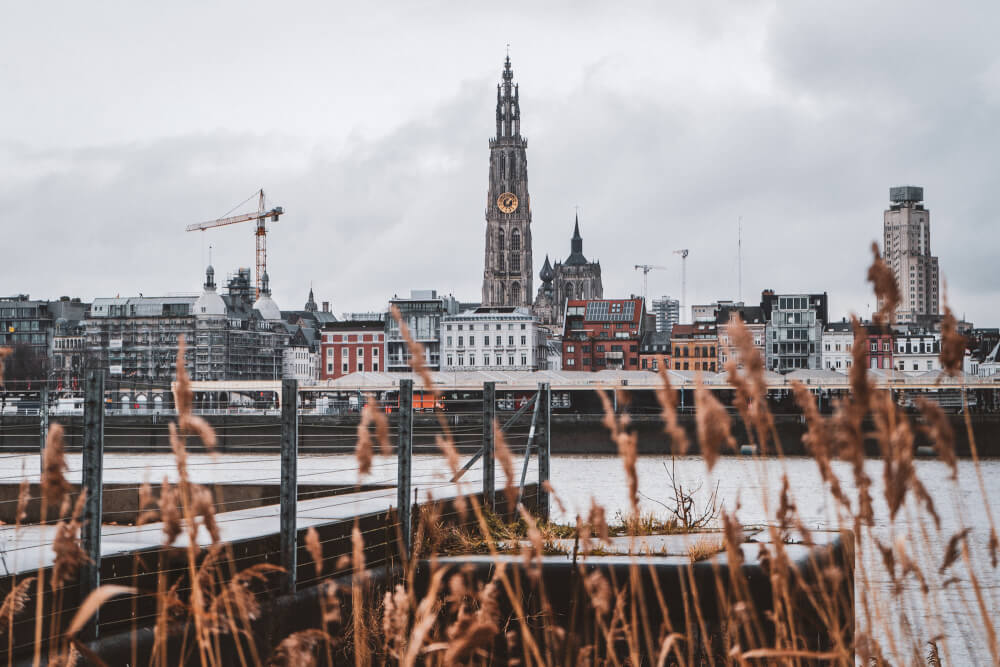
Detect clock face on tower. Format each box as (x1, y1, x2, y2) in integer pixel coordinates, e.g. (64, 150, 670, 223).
(497, 192, 519, 214)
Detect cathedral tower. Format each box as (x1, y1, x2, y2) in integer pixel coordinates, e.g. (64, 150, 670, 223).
(482, 55, 533, 307)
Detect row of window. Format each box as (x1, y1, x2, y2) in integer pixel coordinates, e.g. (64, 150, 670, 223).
(448, 335, 527, 347)
(327, 361, 380, 374)
(565, 357, 640, 367)
(325, 346, 380, 359)
(671, 346, 716, 358)
(446, 323, 527, 331)
(668, 360, 716, 372)
(325, 333, 381, 343)
(565, 344, 640, 354)
(447, 355, 528, 367)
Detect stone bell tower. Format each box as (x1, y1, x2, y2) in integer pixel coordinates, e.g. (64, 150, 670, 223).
(481, 54, 533, 307)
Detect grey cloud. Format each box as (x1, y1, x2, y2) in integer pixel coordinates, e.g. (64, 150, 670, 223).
(1, 2, 997, 325)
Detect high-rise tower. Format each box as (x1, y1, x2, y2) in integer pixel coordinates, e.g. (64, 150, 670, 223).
(482, 55, 533, 307)
(881, 186, 940, 324)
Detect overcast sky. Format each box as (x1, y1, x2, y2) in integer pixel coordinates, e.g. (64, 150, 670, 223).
(2, 1, 998, 324)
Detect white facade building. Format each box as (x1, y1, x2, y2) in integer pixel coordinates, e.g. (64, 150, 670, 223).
(821, 321, 854, 373)
(441, 307, 539, 371)
(894, 331, 941, 374)
(978, 342, 1000, 378)
(283, 346, 318, 383)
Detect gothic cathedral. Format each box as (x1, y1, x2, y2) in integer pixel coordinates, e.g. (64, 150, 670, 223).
(482, 56, 533, 308)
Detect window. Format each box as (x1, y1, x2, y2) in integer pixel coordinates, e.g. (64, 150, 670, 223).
(496, 356, 502, 366)
(508, 336, 514, 345)
(447, 336, 452, 346)
(458, 336, 464, 347)
(567, 345, 575, 353)
(469, 355, 475, 366)
(508, 356, 514, 365)
(495, 335, 502, 346)
(341, 348, 349, 359)
(521, 335, 526, 345)
(342, 362, 348, 373)
(469, 336, 475, 346)
(372, 348, 378, 357)
(447, 355, 453, 366)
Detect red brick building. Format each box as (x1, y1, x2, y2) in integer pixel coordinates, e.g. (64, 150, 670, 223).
(320, 321, 386, 380)
(561, 298, 645, 371)
(866, 324, 894, 370)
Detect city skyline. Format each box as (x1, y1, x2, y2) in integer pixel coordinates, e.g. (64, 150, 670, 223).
(2, 2, 999, 324)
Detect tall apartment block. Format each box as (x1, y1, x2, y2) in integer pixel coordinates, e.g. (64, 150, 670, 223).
(881, 186, 940, 325)
(651, 296, 680, 334)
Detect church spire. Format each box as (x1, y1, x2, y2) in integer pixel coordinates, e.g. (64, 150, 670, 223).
(496, 54, 520, 139)
(305, 285, 318, 313)
(571, 214, 583, 254)
(566, 213, 588, 266)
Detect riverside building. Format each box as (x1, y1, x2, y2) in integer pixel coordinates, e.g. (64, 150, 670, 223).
(440, 307, 539, 371)
(762, 291, 828, 372)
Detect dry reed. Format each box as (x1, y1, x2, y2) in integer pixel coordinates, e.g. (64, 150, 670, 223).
(867, 241, 900, 325)
(0, 347, 11, 387)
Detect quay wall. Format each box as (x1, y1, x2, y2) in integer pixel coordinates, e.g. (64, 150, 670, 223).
(1, 412, 998, 456)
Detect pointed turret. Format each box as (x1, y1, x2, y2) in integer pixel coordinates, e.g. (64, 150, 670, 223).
(305, 286, 318, 313)
(540, 254, 554, 283)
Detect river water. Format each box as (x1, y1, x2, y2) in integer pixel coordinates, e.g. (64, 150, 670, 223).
(2, 452, 997, 663)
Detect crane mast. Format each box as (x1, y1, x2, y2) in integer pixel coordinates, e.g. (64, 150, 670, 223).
(633, 264, 667, 304)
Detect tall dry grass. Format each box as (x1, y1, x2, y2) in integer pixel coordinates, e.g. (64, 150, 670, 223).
(0, 248, 996, 665)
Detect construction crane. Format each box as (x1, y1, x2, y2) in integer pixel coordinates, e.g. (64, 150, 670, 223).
(633, 264, 667, 304)
(186, 189, 285, 298)
(673, 249, 689, 322)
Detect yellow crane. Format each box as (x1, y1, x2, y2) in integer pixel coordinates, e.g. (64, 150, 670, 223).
(186, 189, 285, 298)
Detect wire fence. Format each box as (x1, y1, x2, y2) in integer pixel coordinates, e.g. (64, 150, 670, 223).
(0, 376, 550, 658)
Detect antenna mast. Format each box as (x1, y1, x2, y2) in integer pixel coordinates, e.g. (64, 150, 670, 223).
(738, 216, 743, 303)
(673, 249, 689, 322)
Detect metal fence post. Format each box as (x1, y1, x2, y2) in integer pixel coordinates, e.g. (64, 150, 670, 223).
(397, 379, 413, 556)
(482, 382, 496, 510)
(39, 385, 49, 476)
(280, 379, 298, 595)
(537, 382, 551, 522)
(81, 370, 105, 640)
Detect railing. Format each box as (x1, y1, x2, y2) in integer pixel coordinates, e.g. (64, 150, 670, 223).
(4, 374, 550, 645)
